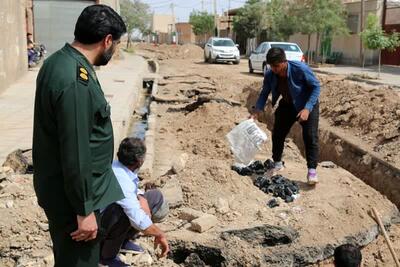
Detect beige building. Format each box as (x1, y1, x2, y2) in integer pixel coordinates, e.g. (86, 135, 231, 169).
(0, 0, 30, 93)
(151, 14, 176, 44)
(289, 0, 384, 65)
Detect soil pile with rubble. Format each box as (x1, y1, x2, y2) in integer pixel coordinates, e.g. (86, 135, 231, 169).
(134, 43, 204, 61)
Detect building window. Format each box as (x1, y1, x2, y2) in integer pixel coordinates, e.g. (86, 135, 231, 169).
(347, 14, 359, 34)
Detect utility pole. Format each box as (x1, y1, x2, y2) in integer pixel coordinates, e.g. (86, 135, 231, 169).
(213, 0, 218, 37)
(201, 0, 204, 11)
(360, 0, 364, 67)
(228, 0, 231, 38)
(382, 0, 387, 28)
(170, 3, 176, 44)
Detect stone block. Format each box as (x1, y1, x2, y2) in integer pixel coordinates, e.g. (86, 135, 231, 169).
(179, 208, 205, 222)
(160, 177, 183, 208)
(190, 214, 218, 233)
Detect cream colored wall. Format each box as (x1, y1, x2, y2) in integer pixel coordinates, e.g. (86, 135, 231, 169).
(99, 0, 120, 13)
(152, 14, 175, 33)
(0, 0, 27, 93)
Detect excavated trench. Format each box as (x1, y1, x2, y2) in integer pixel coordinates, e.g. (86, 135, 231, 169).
(127, 61, 399, 266)
(257, 104, 400, 208)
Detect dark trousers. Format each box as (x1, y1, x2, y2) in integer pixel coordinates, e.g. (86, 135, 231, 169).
(45, 209, 101, 267)
(100, 190, 161, 260)
(272, 100, 319, 169)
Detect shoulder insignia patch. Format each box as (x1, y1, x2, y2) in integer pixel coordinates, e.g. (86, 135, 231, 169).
(77, 66, 89, 85)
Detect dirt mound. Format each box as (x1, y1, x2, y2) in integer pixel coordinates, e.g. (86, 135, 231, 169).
(135, 43, 203, 61)
(319, 75, 400, 165)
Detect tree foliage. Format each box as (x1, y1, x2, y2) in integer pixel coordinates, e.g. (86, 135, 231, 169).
(361, 14, 400, 51)
(189, 11, 214, 36)
(360, 14, 400, 76)
(232, 0, 265, 40)
(265, 0, 298, 41)
(120, 0, 151, 47)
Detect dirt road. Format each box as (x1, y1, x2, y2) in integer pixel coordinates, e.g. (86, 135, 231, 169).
(0, 44, 399, 266)
(134, 44, 400, 266)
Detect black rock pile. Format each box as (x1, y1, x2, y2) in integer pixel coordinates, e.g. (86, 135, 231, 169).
(231, 159, 275, 176)
(231, 159, 300, 206)
(254, 174, 299, 203)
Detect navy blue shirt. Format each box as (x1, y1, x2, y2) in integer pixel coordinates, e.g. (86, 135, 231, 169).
(255, 61, 320, 112)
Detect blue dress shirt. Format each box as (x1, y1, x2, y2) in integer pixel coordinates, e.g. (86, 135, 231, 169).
(112, 160, 153, 230)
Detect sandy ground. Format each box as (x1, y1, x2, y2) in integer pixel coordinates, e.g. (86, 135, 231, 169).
(1, 44, 399, 266)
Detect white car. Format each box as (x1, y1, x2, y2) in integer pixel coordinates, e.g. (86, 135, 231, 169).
(248, 42, 305, 73)
(204, 37, 240, 64)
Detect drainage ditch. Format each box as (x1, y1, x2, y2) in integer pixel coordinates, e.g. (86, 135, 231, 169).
(259, 104, 400, 208)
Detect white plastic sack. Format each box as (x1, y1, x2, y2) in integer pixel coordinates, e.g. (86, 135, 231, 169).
(226, 119, 268, 165)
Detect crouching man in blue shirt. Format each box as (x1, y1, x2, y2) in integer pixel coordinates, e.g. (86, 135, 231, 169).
(100, 138, 170, 266)
(251, 47, 320, 185)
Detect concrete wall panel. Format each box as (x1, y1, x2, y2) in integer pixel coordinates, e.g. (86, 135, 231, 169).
(0, 0, 27, 93)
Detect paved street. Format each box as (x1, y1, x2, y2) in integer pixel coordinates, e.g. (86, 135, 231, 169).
(313, 64, 400, 88)
(0, 53, 147, 164)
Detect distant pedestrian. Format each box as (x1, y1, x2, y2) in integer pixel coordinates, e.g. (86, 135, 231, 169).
(100, 138, 170, 266)
(334, 244, 362, 267)
(33, 5, 126, 267)
(251, 47, 320, 185)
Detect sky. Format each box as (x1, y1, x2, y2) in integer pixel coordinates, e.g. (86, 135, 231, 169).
(143, 0, 247, 22)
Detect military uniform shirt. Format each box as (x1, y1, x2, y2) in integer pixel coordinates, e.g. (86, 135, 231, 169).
(33, 43, 123, 217)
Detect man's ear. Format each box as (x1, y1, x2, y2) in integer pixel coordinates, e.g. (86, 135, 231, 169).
(103, 34, 113, 49)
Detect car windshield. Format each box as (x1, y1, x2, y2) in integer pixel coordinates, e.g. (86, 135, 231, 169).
(271, 43, 301, 52)
(213, 39, 235, 47)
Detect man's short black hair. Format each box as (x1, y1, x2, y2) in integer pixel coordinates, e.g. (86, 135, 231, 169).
(74, 4, 127, 44)
(117, 138, 146, 167)
(334, 244, 362, 267)
(266, 47, 287, 65)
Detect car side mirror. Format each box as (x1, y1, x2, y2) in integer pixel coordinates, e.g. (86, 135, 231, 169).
(206, 43, 211, 47)
(235, 44, 239, 48)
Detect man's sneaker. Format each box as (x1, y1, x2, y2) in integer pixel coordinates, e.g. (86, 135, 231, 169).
(120, 240, 145, 254)
(273, 161, 285, 172)
(265, 160, 284, 177)
(307, 169, 319, 185)
(100, 256, 129, 267)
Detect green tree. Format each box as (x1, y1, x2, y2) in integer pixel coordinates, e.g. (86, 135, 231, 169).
(361, 14, 400, 77)
(120, 0, 151, 48)
(189, 11, 214, 43)
(295, 0, 348, 63)
(233, 0, 265, 40)
(265, 0, 298, 41)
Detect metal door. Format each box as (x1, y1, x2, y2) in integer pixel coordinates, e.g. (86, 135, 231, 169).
(34, 0, 95, 55)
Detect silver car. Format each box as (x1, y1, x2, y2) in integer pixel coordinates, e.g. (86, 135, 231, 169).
(248, 42, 305, 73)
(204, 37, 240, 64)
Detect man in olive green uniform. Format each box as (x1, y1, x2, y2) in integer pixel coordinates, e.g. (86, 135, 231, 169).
(32, 5, 126, 266)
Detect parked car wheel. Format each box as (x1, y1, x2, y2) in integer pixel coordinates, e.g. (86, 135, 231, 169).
(208, 53, 214, 63)
(248, 60, 254, 73)
(233, 59, 240, 65)
(204, 52, 208, 63)
(262, 62, 267, 75)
